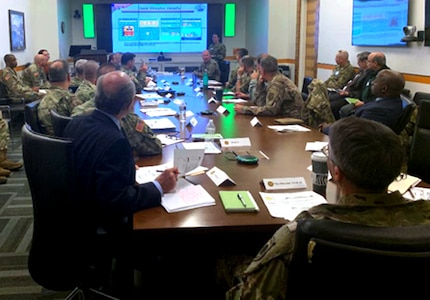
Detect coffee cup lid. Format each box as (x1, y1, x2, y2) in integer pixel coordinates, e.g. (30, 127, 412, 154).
(311, 151, 327, 162)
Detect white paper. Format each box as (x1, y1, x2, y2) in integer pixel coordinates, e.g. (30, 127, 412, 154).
(221, 98, 248, 103)
(162, 179, 216, 213)
(206, 166, 236, 186)
(174, 148, 205, 174)
(262, 177, 307, 190)
(135, 163, 172, 184)
(142, 108, 177, 117)
(135, 93, 163, 100)
(268, 125, 311, 132)
(156, 134, 184, 146)
(208, 80, 222, 85)
(305, 141, 328, 152)
(144, 118, 176, 130)
(403, 187, 430, 201)
(259, 191, 327, 220)
(181, 142, 222, 154)
(388, 174, 422, 195)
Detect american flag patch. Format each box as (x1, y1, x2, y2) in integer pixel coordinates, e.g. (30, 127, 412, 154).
(135, 119, 145, 132)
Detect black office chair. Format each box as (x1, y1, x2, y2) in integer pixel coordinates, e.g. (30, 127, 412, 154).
(408, 99, 430, 183)
(50, 110, 72, 137)
(286, 218, 430, 299)
(22, 124, 118, 300)
(69, 85, 79, 94)
(412, 91, 430, 106)
(392, 94, 416, 135)
(218, 60, 230, 85)
(301, 76, 313, 100)
(24, 100, 45, 134)
(278, 65, 291, 78)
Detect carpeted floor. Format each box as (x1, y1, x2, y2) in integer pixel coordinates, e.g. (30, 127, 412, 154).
(0, 120, 70, 300)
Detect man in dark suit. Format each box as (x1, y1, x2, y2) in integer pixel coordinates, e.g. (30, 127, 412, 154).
(63, 71, 178, 298)
(320, 69, 404, 134)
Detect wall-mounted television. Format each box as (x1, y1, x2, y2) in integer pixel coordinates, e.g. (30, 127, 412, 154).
(352, 0, 409, 47)
(111, 3, 208, 53)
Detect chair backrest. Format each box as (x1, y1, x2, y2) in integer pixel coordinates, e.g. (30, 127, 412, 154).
(412, 91, 430, 106)
(219, 60, 230, 84)
(392, 94, 416, 135)
(408, 99, 430, 182)
(22, 124, 90, 291)
(50, 109, 72, 137)
(69, 85, 79, 94)
(286, 218, 430, 299)
(24, 100, 44, 134)
(301, 76, 313, 100)
(278, 65, 291, 78)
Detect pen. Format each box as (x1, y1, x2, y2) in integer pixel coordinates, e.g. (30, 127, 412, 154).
(237, 193, 247, 207)
(259, 150, 270, 160)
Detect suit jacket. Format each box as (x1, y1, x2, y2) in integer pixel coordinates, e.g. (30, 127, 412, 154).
(354, 95, 403, 131)
(63, 109, 161, 234)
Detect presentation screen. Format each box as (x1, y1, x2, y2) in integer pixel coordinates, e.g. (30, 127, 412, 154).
(352, 0, 409, 47)
(111, 3, 208, 53)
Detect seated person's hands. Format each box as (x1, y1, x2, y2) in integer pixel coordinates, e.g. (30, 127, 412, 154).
(234, 104, 244, 113)
(32, 87, 40, 92)
(338, 90, 349, 96)
(234, 91, 249, 99)
(251, 69, 259, 80)
(318, 122, 331, 133)
(354, 100, 364, 107)
(139, 63, 148, 73)
(155, 167, 179, 193)
(237, 66, 245, 77)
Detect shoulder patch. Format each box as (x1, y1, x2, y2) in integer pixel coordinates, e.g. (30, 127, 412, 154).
(135, 119, 145, 132)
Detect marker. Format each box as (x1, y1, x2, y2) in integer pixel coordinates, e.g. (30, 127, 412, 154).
(237, 193, 247, 207)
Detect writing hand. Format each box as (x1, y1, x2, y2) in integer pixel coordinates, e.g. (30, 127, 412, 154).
(155, 167, 179, 193)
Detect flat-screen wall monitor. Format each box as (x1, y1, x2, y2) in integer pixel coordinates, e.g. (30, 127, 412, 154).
(352, 0, 409, 47)
(69, 45, 92, 57)
(112, 3, 209, 53)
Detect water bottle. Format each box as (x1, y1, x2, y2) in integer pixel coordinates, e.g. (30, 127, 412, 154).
(205, 119, 216, 142)
(179, 101, 186, 122)
(203, 68, 209, 89)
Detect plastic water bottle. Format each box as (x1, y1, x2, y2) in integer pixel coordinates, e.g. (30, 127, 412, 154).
(203, 68, 209, 89)
(205, 119, 216, 142)
(179, 101, 186, 122)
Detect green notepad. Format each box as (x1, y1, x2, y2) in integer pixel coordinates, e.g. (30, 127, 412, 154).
(345, 97, 360, 105)
(219, 191, 260, 212)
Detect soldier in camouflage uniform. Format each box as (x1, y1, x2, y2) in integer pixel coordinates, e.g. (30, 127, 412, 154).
(324, 50, 356, 90)
(234, 55, 303, 118)
(0, 118, 23, 184)
(21, 54, 50, 89)
(208, 33, 226, 63)
(22, 54, 50, 89)
(38, 60, 79, 136)
(226, 117, 430, 300)
(120, 52, 148, 93)
(232, 56, 254, 97)
(69, 59, 87, 89)
(75, 60, 99, 104)
(1, 54, 40, 103)
(194, 50, 221, 81)
(226, 48, 249, 90)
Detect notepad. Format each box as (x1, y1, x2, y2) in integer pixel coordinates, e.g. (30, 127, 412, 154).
(345, 97, 360, 105)
(219, 191, 259, 212)
(274, 117, 305, 125)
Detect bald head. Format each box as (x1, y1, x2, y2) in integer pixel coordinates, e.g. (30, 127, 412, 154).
(34, 54, 46, 66)
(371, 69, 405, 98)
(368, 52, 387, 71)
(95, 71, 135, 116)
(202, 50, 211, 63)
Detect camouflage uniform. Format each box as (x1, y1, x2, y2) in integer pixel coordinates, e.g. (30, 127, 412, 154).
(196, 59, 221, 81)
(75, 80, 96, 104)
(72, 100, 162, 156)
(234, 72, 252, 94)
(302, 79, 336, 128)
(0, 119, 10, 150)
(121, 113, 162, 156)
(208, 42, 226, 62)
(226, 66, 238, 90)
(70, 76, 84, 88)
(38, 86, 78, 136)
(241, 73, 303, 118)
(0, 67, 40, 103)
(226, 192, 430, 300)
(324, 62, 356, 90)
(120, 66, 147, 93)
(248, 79, 266, 106)
(21, 63, 50, 89)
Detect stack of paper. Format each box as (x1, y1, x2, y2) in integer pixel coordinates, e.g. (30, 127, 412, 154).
(144, 118, 176, 130)
(162, 179, 216, 213)
(141, 108, 177, 117)
(181, 142, 222, 154)
(268, 125, 311, 132)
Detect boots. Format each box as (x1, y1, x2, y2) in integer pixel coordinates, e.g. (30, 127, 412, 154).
(0, 176, 7, 184)
(0, 149, 23, 171)
(0, 167, 11, 177)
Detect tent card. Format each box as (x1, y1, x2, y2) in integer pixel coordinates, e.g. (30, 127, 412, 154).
(207, 166, 236, 186)
(216, 105, 228, 114)
(174, 149, 205, 175)
(250, 117, 262, 127)
(220, 137, 251, 150)
(263, 177, 307, 190)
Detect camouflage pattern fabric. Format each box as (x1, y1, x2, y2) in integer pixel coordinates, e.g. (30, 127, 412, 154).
(0, 119, 9, 150)
(1, 67, 40, 102)
(38, 86, 78, 136)
(75, 80, 96, 104)
(72, 99, 96, 116)
(233, 73, 251, 94)
(324, 62, 356, 90)
(241, 73, 303, 118)
(226, 66, 238, 90)
(226, 192, 430, 300)
(120, 66, 147, 93)
(302, 79, 336, 128)
(21, 63, 50, 89)
(70, 76, 84, 89)
(208, 42, 226, 62)
(120, 112, 162, 156)
(196, 59, 221, 81)
(248, 79, 266, 106)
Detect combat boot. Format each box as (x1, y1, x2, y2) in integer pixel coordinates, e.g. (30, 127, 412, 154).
(0, 176, 7, 184)
(0, 149, 23, 171)
(0, 167, 11, 177)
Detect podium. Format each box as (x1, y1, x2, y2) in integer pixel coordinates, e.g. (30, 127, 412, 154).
(74, 49, 108, 64)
